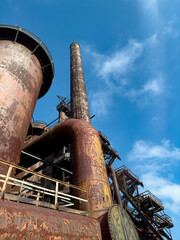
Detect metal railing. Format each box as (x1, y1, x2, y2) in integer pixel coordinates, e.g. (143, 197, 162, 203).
(135, 190, 163, 208)
(153, 212, 174, 227)
(98, 131, 110, 145)
(115, 165, 140, 182)
(0, 157, 87, 211)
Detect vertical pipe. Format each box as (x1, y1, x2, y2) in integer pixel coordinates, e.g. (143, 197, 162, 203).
(0, 40, 43, 175)
(72, 120, 113, 218)
(70, 43, 91, 123)
(108, 166, 123, 207)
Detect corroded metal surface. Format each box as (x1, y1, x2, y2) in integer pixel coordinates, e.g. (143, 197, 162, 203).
(0, 40, 43, 176)
(108, 205, 139, 240)
(108, 166, 122, 207)
(0, 25, 54, 98)
(70, 43, 91, 123)
(72, 121, 112, 218)
(98, 212, 111, 240)
(0, 199, 102, 239)
(23, 119, 113, 218)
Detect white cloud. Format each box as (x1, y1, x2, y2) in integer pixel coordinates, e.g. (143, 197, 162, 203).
(82, 40, 144, 116)
(127, 139, 180, 214)
(82, 34, 165, 116)
(143, 76, 164, 95)
(128, 139, 180, 161)
(141, 171, 180, 214)
(125, 76, 164, 103)
(97, 40, 143, 79)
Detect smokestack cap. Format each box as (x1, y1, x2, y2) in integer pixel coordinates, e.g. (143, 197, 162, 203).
(70, 41, 80, 48)
(0, 25, 54, 98)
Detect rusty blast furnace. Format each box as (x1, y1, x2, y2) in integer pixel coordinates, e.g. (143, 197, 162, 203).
(0, 25, 174, 240)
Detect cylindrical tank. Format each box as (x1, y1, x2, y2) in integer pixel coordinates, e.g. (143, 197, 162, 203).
(0, 25, 54, 176)
(70, 42, 91, 123)
(0, 199, 102, 239)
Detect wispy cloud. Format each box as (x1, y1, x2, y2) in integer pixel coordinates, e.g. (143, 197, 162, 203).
(127, 139, 180, 214)
(145, 33, 158, 47)
(142, 171, 180, 214)
(150, 116, 163, 132)
(90, 90, 112, 116)
(82, 35, 164, 116)
(125, 76, 164, 101)
(83, 39, 144, 89)
(145, 0, 158, 9)
(97, 40, 143, 79)
(163, 20, 179, 38)
(140, 0, 158, 14)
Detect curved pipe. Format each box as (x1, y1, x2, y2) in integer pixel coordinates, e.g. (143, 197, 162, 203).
(107, 166, 122, 207)
(23, 119, 113, 218)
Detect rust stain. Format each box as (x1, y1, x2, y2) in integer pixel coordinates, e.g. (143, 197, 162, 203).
(0, 40, 43, 179)
(70, 43, 91, 123)
(23, 119, 113, 218)
(108, 205, 140, 240)
(0, 199, 102, 239)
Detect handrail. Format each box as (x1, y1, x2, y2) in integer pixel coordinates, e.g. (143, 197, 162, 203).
(136, 190, 163, 207)
(0, 157, 86, 192)
(0, 157, 87, 210)
(115, 165, 140, 182)
(154, 212, 173, 226)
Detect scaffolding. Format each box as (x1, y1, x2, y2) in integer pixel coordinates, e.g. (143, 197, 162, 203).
(109, 165, 173, 240)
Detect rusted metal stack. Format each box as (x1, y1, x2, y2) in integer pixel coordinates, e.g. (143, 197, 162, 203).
(70, 42, 91, 123)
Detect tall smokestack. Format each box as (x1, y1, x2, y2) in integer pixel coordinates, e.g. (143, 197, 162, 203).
(0, 25, 54, 175)
(70, 42, 91, 123)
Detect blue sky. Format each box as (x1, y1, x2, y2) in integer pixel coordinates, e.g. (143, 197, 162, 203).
(1, 0, 180, 238)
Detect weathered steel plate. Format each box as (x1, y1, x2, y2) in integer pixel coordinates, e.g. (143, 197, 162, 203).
(108, 204, 139, 240)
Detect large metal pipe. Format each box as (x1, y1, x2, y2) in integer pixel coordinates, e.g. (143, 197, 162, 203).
(0, 199, 102, 239)
(23, 119, 113, 218)
(0, 25, 54, 176)
(70, 43, 91, 123)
